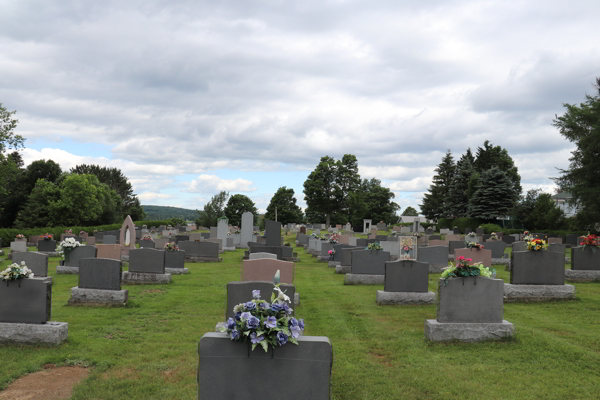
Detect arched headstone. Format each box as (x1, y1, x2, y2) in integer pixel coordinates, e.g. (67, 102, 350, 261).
(120, 215, 136, 255)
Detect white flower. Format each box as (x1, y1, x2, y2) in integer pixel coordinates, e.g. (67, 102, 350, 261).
(274, 286, 290, 303)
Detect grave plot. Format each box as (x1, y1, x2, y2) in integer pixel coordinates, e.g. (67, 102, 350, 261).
(164, 247, 188, 274)
(425, 276, 515, 342)
(565, 244, 600, 282)
(57, 244, 97, 274)
(376, 260, 435, 305)
(0, 262, 68, 345)
(178, 240, 221, 262)
(344, 249, 391, 285)
(69, 258, 128, 306)
(505, 249, 575, 301)
(122, 248, 172, 284)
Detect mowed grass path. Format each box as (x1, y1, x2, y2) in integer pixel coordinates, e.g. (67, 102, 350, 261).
(0, 235, 599, 399)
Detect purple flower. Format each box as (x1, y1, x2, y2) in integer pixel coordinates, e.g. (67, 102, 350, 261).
(246, 316, 260, 330)
(252, 290, 261, 299)
(282, 303, 292, 315)
(270, 303, 284, 313)
(230, 329, 239, 340)
(235, 312, 242, 321)
(226, 318, 236, 330)
(298, 319, 305, 330)
(290, 325, 302, 339)
(240, 312, 251, 321)
(259, 302, 268, 309)
(288, 317, 298, 327)
(244, 301, 256, 311)
(276, 331, 288, 346)
(250, 332, 264, 344)
(264, 316, 277, 328)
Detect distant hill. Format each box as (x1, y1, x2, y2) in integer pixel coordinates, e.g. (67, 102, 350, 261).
(142, 205, 199, 221)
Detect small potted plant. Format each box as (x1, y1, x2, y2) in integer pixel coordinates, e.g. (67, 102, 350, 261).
(366, 242, 382, 251)
(56, 237, 83, 265)
(441, 256, 495, 284)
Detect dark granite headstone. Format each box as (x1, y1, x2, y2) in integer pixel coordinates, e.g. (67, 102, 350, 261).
(475, 228, 484, 235)
(548, 243, 566, 254)
(94, 232, 104, 242)
(571, 246, 600, 270)
(128, 248, 165, 274)
(38, 239, 57, 252)
(296, 234, 309, 245)
(448, 241, 466, 255)
(510, 251, 564, 285)
(200, 232, 211, 239)
(332, 244, 360, 262)
(198, 333, 332, 400)
(178, 241, 219, 258)
(12, 252, 49, 277)
(437, 277, 504, 323)
(483, 240, 507, 258)
(139, 240, 155, 249)
(265, 220, 282, 247)
(341, 247, 361, 266)
(502, 235, 516, 244)
(176, 235, 190, 243)
(376, 235, 388, 241)
(65, 246, 97, 267)
(350, 249, 391, 275)
(566, 234, 580, 247)
(165, 250, 186, 268)
(417, 246, 448, 268)
(0, 278, 51, 324)
(79, 258, 122, 290)
(428, 235, 441, 240)
(384, 260, 429, 292)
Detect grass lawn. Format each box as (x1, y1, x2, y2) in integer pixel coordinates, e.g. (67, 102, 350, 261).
(0, 234, 598, 399)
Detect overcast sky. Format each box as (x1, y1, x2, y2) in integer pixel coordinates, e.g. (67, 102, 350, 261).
(2, 0, 598, 214)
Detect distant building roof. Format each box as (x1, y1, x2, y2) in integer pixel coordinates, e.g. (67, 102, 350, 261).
(551, 192, 572, 199)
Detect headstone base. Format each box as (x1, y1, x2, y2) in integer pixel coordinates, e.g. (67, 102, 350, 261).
(0, 321, 68, 345)
(184, 256, 222, 263)
(68, 287, 128, 306)
(335, 265, 351, 274)
(166, 267, 189, 275)
(316, 256, 330, 262)
(294, 292, 300, 306)
(425, 319, 515, 342)
(223, 246, 236, 251)
(492, 258, 511, 266)
(56, 266, 79, 274)
(122, 271, 172, 284)
(328, 261, 341, 268)
(282, 257, 300, 262)
(344, 274, 385, 285)
(503, 284, 575, 302)
(564, 269, 600, 282)
(376, 291, 435, 305)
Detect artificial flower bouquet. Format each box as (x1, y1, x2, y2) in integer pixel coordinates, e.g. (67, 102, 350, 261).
(1, 261, 34, 281)
(366, 242, 382, 251)
(56, 237, 82, 259)
(466, 242, 484, 250)
(164, 242, 180, 251)
(526, 238, 548, 251)
(221, 286, 305, 352)
(579, 233, 599, 252)
(441, 256, 494, 284)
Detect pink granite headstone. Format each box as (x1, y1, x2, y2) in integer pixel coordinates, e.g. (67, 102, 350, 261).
(242, 259, 295, 284)
(339, 235, 350, 245)
(454, 248, 492, 268)
(548, 237, 563, 244)
(446, 235, 461, 242)
(96, 244, 121, 260)
(429, 240, 448, 247)
(86, 237, 96, 245)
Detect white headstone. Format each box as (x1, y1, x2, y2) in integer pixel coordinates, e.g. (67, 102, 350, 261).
(217, 218, 228, 245)
(241, 212, 254, 248)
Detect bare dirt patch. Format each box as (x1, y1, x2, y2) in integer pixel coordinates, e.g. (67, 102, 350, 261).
(0, 366, 89, 400)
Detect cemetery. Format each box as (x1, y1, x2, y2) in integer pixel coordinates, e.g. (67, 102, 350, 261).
(0, 219, 599, 398)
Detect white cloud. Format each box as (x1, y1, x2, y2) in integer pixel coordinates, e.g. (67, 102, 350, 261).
(137, 192, 176, 202)
(184, 175, 257, 194)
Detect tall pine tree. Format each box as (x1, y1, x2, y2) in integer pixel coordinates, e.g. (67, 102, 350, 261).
(420, 150, 455, 220)
(468, 167, 517, 220)
(444, 150, 475, 218)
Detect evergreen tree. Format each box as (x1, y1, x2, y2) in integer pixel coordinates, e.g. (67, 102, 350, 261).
(553, 78, 600, 229)
(265, 187, 304, 225)
(401, 206, 419, 216)
(444, 151, 475, 218)
(196, 191, 229, 227)
(420, 150, 455, 220)
(527, 193, 567, 231)
(474, 140, 521, 200)
(468, 167, 517, 220)
(224, 194, 258, 227)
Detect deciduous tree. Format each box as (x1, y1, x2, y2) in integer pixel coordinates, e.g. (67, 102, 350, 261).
(224, 194, 258, 226)
(265, 187, 304, 225)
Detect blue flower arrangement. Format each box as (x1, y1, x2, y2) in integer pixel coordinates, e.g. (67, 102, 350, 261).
(221, 279, 305, 352)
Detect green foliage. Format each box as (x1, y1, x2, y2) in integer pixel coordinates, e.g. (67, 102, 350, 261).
(196, 191, 228, 227)
(474, 140, 521, 199)
(468, 167, 517, 221)
(526, 193, 567, 231)
(420, 150, 455, 220)
(444, 150, 476, 218)
(351, 178, 400, 226)
(303, 156, 340, 226)
(478, 223, 504, 234)
(448, 217, 481, 233)
(224, 194, 258, 226)
(401, 206, 419, 216)
(264, 187, 304, 225)
(553, 78, 600, 230)
(142, 205, 198, 221)
(165, 217, 186, 226)
(14, 175, 121, 228)
(0, 103, 23, 154)
(70, 164, 145, 221)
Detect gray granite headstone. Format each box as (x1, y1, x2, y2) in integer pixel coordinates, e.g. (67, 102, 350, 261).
(437, 277, 504, 323)
(210, 227, 218, 238)
(265, 220, 282, 247)
(548, 243, 566, 254)
(165, 250, 186, 268)
(12, 252, 49, 277)
(139, 240, 155, 249)
(38, 239, 57, 252)
(0, 278, 51, 324)
(128, 248, 165, 274)
(448, 241, 466, 255)
(482, 240, 507, 258)
(384, 260, 429, 292)
(417, 246, 448, 268)
(79, 258, 122, 290)
(104, 235, 117, 245)
(65, 246, 97, 267)
(178, 241, 219, 258)
(510, 251, 564, 285)
(350, 249, 391, 275)
(341, 247, 361, 266)
(332, 245, 360, 262)
(571, 246, 600, 270)
(175, 235, 190, 243)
